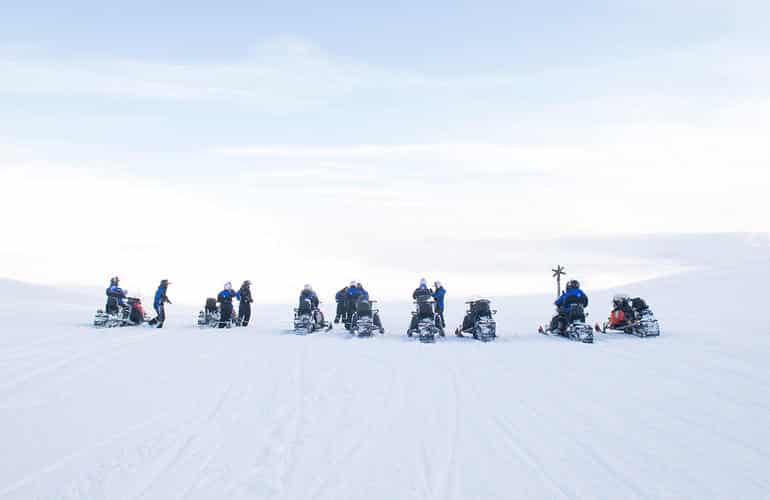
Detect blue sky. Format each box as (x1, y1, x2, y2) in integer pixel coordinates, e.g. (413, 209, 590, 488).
(1, 1, 769, 302)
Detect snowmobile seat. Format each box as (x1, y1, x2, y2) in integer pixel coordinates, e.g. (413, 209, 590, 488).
(356, 300, 373, 317)
(566, 303, 586, 323)
(127, 298, 144, 324)
(297, 298, 312, 314)
(470, 300, 491, 317)
(417, 301, 434, 319)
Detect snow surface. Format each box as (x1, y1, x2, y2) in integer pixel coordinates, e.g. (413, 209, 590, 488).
(1, 260, 770, 499)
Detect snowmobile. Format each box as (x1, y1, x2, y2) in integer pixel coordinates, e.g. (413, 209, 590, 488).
(349, 299, 385, 337)
(197, 298, 237, 329)
(407, 299, 444, 343)
(455, 299, 497, 342)
(94, 296, 149, 328)
(293, 298, 332, 335)
(595, 295, 661, 337)
(538, 304, 594, 343)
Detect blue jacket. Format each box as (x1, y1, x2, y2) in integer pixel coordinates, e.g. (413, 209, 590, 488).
(154, 286, 169, 309)
(348, 286, 369, 301)
(555, 288, 589, 309)
(106, 285, 126, 305)
(432, 287, 446, 311)
(218, 289, 237, 304)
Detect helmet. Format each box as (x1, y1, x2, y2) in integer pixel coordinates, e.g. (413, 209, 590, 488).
(243, 280, 251, 286)
(434, 280, 442, 288)
(419, 278, 427, 287)
(224, 281, 232, 290)
(350, 280, 357, 288)
(612, 294, 629, 306)
(110, 276, 120, 286)
(566, 280, 580, 290)
(303, 283, 312, 291)
(160, 279, 169, 287)
(357, 282, 363, 289)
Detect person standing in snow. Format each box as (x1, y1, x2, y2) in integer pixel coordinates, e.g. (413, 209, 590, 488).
(433, 280, 446, 328)
(150, 279, 171, 328)
(346, 282, 367, 319)
(217, 282, 237, 328)
(356, 282, 369, 301)
(334, 283, 352, 323)
(236, 280, 253, 326)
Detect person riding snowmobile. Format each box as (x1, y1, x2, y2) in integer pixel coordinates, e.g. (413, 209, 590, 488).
(608, 295, 634, 328)
(105, 276, 127, 314)
(149, 279, 171, 328)
(299, 284, 320, 309)
(236, 280, 254, 327)
(412, 278, 433, 301)
(410, 278, 436, 332)
(552, 280, 589, 333)
(350, 284, 383, 333)
(217, 282, 237, 328)
(298, 284, 326, 326)
(433, 280, 446, 328)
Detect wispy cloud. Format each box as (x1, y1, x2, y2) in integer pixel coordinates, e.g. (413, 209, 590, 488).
(1, 36, 768, 118)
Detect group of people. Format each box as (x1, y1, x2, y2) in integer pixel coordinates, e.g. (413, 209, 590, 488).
(105, 277, 171, 328)
(215, 280, 254, 328)
(333, 281, 371, 324)
(105, 275, 594, 336)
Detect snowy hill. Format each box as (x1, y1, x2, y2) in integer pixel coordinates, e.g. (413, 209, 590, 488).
(1, 258, 770, 499)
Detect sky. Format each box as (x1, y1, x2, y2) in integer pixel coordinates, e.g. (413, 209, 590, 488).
(1, 1, 769, 304)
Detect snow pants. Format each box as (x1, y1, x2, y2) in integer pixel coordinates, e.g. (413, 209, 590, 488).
(219, 302, 234, 328)
(436, 307, 446, 328)
(153, 304, 165, 328)
(238, 302, 251, 326)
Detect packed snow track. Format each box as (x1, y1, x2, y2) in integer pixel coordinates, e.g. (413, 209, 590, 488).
(1, 269, 769, 499)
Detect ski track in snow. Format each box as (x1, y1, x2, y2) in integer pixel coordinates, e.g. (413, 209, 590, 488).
(2, 271, 770, 499)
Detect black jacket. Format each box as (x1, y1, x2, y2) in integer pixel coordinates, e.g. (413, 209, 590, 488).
(413, 286, 433, 301)
(238, 285, 254, 304)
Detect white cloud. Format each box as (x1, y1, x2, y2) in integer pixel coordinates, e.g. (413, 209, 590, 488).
(1, 35, 768, 119)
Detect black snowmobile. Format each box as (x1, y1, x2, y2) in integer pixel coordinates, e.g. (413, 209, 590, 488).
(94, 296, 149, 328)
(539, 303, 594, 343)
(455, 299, 497, 342)
(596, 295, 661, 337)
(349, 299, 385, 337)
(197, 298, 238, 329)
(293, 297, 332, 335)
(407, 298, 444, 343)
